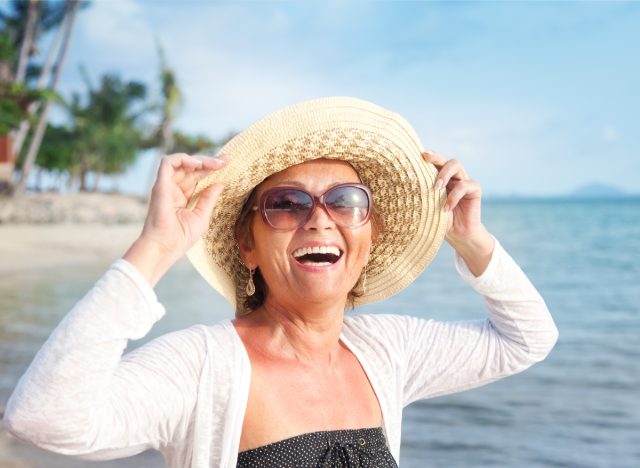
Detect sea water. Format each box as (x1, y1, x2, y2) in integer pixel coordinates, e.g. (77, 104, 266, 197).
(1, 199, 638, 467)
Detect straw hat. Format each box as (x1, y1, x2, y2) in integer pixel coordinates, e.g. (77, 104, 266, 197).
(187, 97, 449, 315)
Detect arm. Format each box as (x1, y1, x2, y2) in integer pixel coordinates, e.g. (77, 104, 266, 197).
(4, 260, 206, 458)
(401, 237, 558, 405)
(396, 151, 558, 404)
(4, 153, 230, 458)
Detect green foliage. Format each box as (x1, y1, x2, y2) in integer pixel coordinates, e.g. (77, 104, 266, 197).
(34, 124, 74, 172)
(40, 72, 149, 188)
(0, 31, 14, 61)
(0, 80, 56, 134)
(172, 131, 218, 154)
(0, 0, 68, 48)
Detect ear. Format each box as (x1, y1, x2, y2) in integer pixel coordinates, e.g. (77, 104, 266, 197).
(238, 241, 258, 270)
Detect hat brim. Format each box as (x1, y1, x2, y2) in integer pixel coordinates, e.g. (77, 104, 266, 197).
(187, 97, 449, 315)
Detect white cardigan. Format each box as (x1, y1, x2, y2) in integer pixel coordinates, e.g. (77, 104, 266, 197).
(4, 239, 558, 467)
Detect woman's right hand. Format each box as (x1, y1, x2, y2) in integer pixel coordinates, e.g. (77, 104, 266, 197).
(124, 153, 230, 287)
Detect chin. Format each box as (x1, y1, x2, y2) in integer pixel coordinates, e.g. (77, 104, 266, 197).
(298, 287, 349, 306)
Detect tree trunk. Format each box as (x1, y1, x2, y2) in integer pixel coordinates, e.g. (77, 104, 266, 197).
(79, 168, 88, 192)
(15, 0, 39, 84)
(12, 12, 67, 156)
(35, 167, 42, 191)
(146, 115, 175, 196)
(13, 0, 80, 197)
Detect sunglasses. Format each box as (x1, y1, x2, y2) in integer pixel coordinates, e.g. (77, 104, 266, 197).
(252, 183, 372, 231)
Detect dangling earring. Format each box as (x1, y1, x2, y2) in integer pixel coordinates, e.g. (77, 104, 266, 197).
(245, 268, 256, 296)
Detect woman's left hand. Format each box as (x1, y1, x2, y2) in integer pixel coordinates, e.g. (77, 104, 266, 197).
(422, 150, 495, 276)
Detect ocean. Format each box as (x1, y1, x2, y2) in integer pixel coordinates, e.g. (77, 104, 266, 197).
(1, 199, 639, 467)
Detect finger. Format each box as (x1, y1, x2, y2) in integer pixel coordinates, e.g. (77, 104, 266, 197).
(157, 154, 199, 186)
(423, 151, 470, 189)
(196, 153, 231, 171)
(191, 183, 225, 221)
(445, 179, 482, 211)
(175, 154, 231, 195)
(422, 150, 448, 167)
(159, 153, 228, 182)
(167, 153, 206, 170)
(435, 159, 470, 189)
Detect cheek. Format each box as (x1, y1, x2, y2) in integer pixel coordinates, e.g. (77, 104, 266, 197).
(347, 226, 373, 260)
(251, 228, 292, 271)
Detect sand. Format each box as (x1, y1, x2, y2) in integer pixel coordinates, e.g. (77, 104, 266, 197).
(0, 223, 143, 274)
(0, 192, 150, 274)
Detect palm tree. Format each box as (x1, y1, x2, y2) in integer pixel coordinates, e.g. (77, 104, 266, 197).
(13, 0, 36, 83)
(144, 43, 183, 191)
(13, 0, 80, 196)
(43, 73, 148, 191)
(11, 1, 70, 157)
(0, 0, 67, 84)
(157, 43, 182, 156)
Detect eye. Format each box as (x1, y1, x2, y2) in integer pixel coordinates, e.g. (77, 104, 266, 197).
(266, 190, 311, 211)
(327, 186, 369, 209)
(273, 198, 300, 210)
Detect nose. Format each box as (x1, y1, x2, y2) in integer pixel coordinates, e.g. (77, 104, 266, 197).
(303, 203, 336, 230)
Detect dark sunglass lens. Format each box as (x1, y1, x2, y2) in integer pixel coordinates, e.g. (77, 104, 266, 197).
(325, 186, 370, 227)
(263, 189, 313, 229)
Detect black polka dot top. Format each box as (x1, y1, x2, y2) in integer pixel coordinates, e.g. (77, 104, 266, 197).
(236, 427, 398, 467)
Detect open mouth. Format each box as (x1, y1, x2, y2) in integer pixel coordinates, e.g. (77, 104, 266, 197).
(292, 246, 343, 266)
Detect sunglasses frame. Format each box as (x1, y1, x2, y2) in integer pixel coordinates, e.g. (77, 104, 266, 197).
(253, 183, 373, 231)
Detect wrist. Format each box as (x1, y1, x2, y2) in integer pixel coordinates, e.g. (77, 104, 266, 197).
(122, 235, 178, 288)
(447, 226, 495, 277)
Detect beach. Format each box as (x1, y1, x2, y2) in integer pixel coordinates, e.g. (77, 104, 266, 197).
(0, 223, 142, 274)
(0, 192, 149, 274)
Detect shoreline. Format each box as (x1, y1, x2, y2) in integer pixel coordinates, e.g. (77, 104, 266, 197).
(0, 192, 147, 274)
(0, 223, 143, 274)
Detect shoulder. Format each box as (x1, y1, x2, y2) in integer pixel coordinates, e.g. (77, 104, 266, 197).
(342, 314, 420, 359)
(343, 313, 439, 362)
(135, 321, 243, 366)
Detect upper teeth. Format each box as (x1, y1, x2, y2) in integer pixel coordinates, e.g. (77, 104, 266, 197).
(293, 246, 341, 258)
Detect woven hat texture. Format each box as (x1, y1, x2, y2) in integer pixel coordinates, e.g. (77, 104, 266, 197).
(187, 97, 449, 315)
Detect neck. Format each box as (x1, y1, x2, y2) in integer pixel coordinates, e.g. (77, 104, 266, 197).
(252, 295, 346, 367)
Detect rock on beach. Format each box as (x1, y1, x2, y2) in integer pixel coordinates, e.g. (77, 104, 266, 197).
(0, 192, 149, 224)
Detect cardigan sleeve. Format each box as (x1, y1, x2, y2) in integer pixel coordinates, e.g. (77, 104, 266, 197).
(397, 238, 559, 406)
(3, 259, 207, 460)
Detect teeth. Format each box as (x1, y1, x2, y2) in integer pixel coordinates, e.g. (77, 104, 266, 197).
(293, 245, 341, 258)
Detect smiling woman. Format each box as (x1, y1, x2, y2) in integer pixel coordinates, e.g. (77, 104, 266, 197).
(234, 160, 384, 311)
(3, 97, 558, 468)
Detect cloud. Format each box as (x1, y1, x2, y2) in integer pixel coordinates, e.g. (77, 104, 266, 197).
(77, 0, 155, 69)
(602, 125, 621, 142)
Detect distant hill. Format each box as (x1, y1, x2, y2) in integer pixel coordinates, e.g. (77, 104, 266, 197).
(566, 183, 637, 199)
(485, 183, 639, 201)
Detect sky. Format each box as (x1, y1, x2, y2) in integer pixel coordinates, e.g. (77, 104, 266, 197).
(32, 0, 640, 196)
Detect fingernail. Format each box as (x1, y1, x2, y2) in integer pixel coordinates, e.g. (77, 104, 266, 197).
(435, 179, 444, 190)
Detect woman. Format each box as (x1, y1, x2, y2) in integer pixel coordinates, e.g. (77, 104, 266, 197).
(4, 97, 558, 467)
